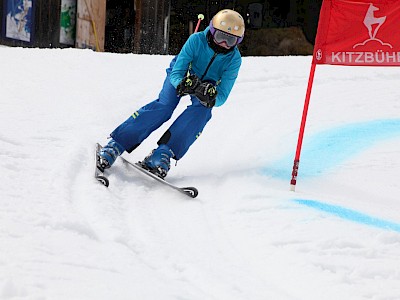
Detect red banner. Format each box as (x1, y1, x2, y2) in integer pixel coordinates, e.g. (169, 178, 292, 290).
(313, 0, 400, 66)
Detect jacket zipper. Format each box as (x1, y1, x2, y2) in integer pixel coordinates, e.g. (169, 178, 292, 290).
(200, 52, 218, 81)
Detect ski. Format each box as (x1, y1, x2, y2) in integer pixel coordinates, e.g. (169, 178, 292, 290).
(94, 143, 109, 187)
(94, 143, 198, 198)
(120, 156, 199, 198)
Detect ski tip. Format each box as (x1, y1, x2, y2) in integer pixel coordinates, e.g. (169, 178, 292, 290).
(96, 175, 109, 187)
(182, 187, 198, 198)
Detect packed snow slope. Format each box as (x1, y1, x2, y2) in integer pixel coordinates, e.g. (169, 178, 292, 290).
(1, 47, 400, 300)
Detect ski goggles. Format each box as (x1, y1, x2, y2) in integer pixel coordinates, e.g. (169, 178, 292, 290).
(212, 29, 240, 47)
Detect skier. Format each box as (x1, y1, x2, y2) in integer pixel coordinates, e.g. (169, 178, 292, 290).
(97, 9, 245, 178)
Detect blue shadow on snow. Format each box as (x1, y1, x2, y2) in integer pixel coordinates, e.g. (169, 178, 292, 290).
(294, 199, 400, 233)
(265, 119, 400, 179)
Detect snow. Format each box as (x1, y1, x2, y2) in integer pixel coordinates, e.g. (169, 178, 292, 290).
(1, 47, 400, 300)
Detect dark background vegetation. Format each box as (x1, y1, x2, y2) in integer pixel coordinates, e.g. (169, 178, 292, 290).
(169, 0, 322, 56)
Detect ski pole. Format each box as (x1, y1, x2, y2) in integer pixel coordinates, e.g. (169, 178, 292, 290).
(194, 14, 205, 33)
(186, 14, 205, 77)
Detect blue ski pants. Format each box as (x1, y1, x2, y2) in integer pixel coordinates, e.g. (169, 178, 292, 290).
(110, 68, 213, 160)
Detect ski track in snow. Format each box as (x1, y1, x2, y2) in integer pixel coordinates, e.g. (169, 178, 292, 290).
(1, 47, 400, 299)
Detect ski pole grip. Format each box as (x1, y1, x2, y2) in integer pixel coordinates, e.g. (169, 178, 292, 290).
(194, 14, 205, 33)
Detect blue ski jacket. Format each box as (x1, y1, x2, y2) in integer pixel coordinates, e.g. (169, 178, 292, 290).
(169, 26, 242, 107)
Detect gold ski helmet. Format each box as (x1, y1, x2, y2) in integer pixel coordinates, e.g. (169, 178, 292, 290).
(209, 9, 245, 47)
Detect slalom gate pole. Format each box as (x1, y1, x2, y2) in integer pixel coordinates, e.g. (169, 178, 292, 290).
(194, 14, 205, 33)
(290, 62, 317, 192)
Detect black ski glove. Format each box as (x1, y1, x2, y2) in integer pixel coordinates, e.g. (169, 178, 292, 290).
(176, 74, 201, 96)
(194, 82, 218, 108)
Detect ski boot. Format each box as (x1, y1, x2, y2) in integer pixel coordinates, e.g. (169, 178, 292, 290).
(142, 144, 174, 178)
(97, 139, 125, 171)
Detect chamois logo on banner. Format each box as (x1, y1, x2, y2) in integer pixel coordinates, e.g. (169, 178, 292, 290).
(353, 4, 393, 49)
